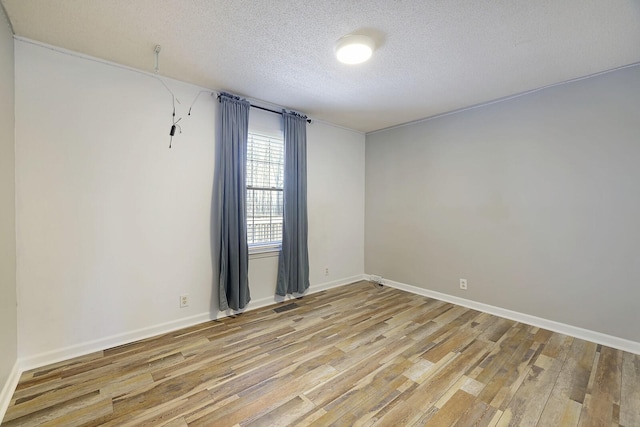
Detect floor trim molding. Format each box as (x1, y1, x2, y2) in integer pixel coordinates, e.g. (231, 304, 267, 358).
(369, 275, 640, 355)
(18, 312, 213, 372)
(0, 360, 21, 423)
(18, 275, 366, 372)
(214, 274, 366, 318)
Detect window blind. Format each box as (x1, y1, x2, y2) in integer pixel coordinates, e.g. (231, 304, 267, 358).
(246, 133, 284, 245)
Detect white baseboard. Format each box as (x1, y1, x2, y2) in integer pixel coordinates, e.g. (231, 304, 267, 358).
(19, 312, 213, 372)
(367, 275, 640, 355)
(312, 274, 367, 292)
(19, 275, 366, 372)
(215, 274, 366, 318)
(0, 360, 21, 423)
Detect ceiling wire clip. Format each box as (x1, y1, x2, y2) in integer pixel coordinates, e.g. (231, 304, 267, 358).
(154, 45, 162, 74)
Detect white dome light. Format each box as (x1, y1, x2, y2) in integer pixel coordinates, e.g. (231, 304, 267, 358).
(335, 34, 374, 65)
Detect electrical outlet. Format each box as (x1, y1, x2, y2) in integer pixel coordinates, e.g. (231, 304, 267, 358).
(180, 294, 189, 308)
(324, 266, 329, 276)
(459, 279, 468, 290)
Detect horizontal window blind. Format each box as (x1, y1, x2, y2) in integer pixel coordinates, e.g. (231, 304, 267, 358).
(247, 133, 284, 246)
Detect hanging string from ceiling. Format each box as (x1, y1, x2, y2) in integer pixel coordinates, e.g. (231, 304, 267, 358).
(168, 99, 182, 149)
(163, 49, 313, 134)
(188, 90, 214, 116)
(154, 45, 182, 148)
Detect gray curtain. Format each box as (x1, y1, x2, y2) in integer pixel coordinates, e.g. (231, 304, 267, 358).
(276, 111, 310, 296)
(217, 92, 251, 310)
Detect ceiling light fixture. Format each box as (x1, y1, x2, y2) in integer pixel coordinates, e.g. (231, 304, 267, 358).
(335, 34, 374, 65)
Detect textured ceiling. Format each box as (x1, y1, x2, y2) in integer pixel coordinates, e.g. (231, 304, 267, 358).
(2, 0, 640, 133)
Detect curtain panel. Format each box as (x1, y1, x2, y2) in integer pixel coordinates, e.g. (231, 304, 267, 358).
(276, 111, 310, 296)
(216, 92, 251, 311)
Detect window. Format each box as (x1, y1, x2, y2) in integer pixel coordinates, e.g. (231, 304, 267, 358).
(246, 132, 284, 250)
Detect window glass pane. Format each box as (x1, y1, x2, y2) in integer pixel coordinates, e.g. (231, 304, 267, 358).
(246, 133, 284, 245)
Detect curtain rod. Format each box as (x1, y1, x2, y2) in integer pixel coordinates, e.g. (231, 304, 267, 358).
(214, 91, 311, 123)
(250, 104, 312, 124)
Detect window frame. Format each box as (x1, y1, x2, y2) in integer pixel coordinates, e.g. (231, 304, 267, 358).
(246, 131, 284, 255)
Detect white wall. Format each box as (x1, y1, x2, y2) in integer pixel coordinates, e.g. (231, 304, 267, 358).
(307, 121, 365, 287)
(0, 3, 17, 401)
(365, 65, 640, 343)
(15, 40, 365, 363)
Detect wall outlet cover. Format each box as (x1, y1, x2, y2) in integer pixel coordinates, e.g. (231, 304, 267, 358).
(180, 294, 189, 308)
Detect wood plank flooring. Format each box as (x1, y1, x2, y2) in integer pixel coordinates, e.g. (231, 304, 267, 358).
(3, 281, 639, 426)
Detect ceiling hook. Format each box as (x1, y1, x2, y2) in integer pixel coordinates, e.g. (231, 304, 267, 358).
(154, 45, 161, 74)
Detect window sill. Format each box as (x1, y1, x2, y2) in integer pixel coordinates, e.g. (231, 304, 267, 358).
(249, 244, 281, 259)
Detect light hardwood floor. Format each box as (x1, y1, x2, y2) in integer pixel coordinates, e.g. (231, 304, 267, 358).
(3, 281, 639, 426)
